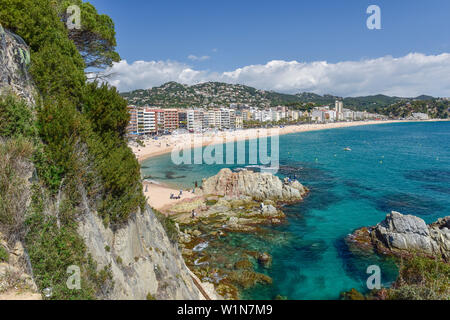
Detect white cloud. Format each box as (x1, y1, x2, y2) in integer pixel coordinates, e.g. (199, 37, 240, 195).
(187, 54, 211, 61)
(106, 53, 450, 97)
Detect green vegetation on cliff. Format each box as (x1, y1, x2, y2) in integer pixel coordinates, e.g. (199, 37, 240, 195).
(341, 256, 450, 300)
(0, 0, 144, 299)
(387, 256, 450, 300)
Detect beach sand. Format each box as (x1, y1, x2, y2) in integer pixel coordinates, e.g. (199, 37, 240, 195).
(143, 181, 199, 212)
(131, 120, 416, 162)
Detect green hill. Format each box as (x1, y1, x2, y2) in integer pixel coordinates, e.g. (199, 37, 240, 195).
(121, 82, 446, 116)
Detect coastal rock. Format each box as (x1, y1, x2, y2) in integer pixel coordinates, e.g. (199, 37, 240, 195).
(257, 252, 272, 268)
(260, 203, 278, 217)
(347, 211, 450, 261)
(78, 205, 208, 300)
(201, 168, 307, 202)
(0, 233, 40, 300)
(228, 270, 273, 289)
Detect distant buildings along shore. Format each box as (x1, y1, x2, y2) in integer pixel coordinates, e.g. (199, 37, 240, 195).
(125, 100, 423, 136)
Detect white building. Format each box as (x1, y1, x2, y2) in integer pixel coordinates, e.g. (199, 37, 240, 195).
(411, 112, 429, 120)
(187, 109, 205, 132)
(311, 110, 325, 123)
(335, 100, 344, 120)
(235, 116, 243, 129)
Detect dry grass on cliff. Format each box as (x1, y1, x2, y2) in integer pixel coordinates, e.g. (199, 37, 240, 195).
(0, 137, 34, 243)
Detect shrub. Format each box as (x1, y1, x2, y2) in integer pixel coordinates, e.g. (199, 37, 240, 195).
(0, 95, 36, 138)
(387, 256, 450, 300)
(153, 208, 179, 243)
(0, 245, 8, 262)
(0, 137, 34, 242)
(146, 292, 156, 300)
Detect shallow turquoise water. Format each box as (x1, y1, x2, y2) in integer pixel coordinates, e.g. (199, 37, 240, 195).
(142, 122, 450, 299)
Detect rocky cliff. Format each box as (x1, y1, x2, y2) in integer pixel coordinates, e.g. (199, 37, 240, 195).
(201, 168, 308, 201)
(0, 26, 208, 300)
(0, 24, 35, 105)
(78, 205, 207, 300)
(0, 25, 39, 299)
(347, 211, 450, 261)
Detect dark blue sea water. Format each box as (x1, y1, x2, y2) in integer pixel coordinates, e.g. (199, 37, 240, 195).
(141, 122, 450, 299)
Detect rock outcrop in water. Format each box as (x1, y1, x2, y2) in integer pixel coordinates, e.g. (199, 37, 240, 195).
(347, 211, 450, 261)
(201, 168, 308, 201)
(167, 169, 309, 299)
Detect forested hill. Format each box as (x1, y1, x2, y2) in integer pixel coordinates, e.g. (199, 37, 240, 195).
(121, 81, 445, 113)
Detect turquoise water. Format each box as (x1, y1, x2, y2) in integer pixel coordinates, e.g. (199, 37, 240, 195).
(142, 122, 450, 299)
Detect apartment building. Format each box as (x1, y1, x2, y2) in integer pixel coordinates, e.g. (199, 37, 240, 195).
(162, 108, 179, 132)
(127, 106, 180, 135)
(205, 109, 222, 129)
(235, 116, 243, 129)
(220, 108, 236, 129)
(126, 106, 138, 135)
(178, 110, 187, 128)
(187, 109, 205, 132)
(137, 107, 156, 135)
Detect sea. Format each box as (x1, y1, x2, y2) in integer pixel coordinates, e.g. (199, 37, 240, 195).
(141, 121, 450, 299)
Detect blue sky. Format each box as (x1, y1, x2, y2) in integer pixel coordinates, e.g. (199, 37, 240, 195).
(90, 0, 450, 96)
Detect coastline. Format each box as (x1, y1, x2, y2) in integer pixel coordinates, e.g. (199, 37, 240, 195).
(136, 118, 450, 299)
(131, 119, 448, 163)
(135, 119, 449, 214)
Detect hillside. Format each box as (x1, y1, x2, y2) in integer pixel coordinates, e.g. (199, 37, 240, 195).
(121, 82, 444, 114)
(0, 0, 206, 300)
(121, 81, 273, 108)
(381, 99, 450, 119)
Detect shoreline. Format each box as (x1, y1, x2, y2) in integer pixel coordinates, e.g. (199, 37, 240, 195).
(136, 119, 449, 211)
(136, 118, 449, 299)
(131, 119, 449, 163)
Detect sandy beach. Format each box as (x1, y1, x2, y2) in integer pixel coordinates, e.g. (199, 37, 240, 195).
(130, 120, 425, 162)
(134, 119, 448, 211)
(143, 180, 200, 211)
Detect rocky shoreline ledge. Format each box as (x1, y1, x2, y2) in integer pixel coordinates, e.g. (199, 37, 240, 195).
(159, 168, 308, 299)
(346, 211, 450, 261)
(343, 211, 450, 300)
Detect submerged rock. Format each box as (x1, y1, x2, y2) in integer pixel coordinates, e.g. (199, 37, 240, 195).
(234, 259, 253, 270)
(347, 211, 450, 261)
(257, 252, 272, 268)
(228, 270, 273, 289)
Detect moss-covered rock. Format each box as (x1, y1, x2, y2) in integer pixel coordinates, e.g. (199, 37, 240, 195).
(234, 259, 253, 270)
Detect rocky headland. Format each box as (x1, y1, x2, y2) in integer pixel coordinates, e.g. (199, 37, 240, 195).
(162, 168, 308, 299)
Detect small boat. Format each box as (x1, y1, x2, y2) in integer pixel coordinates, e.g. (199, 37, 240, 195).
(344, 147, 352, 151)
